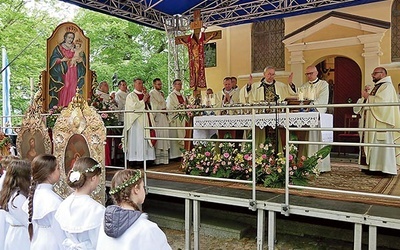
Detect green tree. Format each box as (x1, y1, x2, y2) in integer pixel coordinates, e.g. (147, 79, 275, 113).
(0, 0, 171, 127)
(73, 10, 169, 93)
(0, 0, 65, 124)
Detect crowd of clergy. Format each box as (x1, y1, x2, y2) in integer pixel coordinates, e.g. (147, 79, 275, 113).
(0, 64, 399, 249)
(111, 65, 398, 176)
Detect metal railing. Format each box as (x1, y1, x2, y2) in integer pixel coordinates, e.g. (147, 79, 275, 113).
(2, 101, 400, 250)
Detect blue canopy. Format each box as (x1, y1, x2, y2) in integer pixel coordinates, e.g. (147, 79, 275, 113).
(61, 0, 384, 30)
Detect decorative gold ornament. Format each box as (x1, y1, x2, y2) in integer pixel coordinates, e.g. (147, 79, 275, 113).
(53, 91, 106, 204)
(16, 82, 52, 161)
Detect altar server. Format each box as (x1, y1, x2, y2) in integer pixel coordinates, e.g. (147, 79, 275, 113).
(0, 160, 31, 250)
(25, 154, 65, 250)
(55, 157, 105, 250)
(97, 169, 171, 250)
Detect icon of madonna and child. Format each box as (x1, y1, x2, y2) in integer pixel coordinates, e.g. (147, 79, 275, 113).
(49, 29, 86, 108)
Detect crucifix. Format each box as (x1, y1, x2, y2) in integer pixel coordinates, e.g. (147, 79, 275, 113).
(175, 10, 222, 95)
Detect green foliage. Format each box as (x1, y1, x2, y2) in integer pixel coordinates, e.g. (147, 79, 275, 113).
(0, 0, 63, 125)
(73, 10, 169, 92)
(0, 1, 170, 127)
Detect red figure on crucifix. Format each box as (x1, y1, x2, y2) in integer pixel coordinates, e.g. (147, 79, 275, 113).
(176, 10, 221, 92)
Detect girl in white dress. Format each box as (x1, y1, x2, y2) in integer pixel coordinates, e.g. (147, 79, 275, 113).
(55, 157, 105, 250)
(25, 154, 66, 250)
(97, 169, 171, 250)
(0, 156, 18, 249)
(0, 159, 31, 250)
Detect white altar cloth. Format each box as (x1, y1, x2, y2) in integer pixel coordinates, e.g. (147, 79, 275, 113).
(193, 112, 333, 142)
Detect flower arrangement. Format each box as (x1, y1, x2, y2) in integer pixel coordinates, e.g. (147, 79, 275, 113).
(173, 103, 202, 122)
(88, 94, 119, 126)
(181, 138, 216, 176)
(181, 134, 331, 188)
(46, 106, 64, 128)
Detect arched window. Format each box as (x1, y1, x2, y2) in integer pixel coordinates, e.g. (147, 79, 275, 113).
(252, 19, 285, 72)
(391, 0, 400, 61)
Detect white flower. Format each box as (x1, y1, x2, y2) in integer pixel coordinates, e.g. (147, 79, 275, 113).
(69, 171, 81, 183)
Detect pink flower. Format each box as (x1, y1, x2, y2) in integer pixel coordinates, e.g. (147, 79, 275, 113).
(262, 154, 267, 159)
(244, 154, 252, 161)
(101, 113, 108, 118)
(205, 151, 211, 157)
(289, 154, 294, 161)
(223, 152, 230, 158)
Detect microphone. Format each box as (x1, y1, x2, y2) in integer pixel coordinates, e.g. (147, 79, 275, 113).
(273, 93, 280, 102)
(259, 79, 280, 101)
(258, 78, 267, 89)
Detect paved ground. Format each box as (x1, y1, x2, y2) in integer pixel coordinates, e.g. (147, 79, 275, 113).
(163, 228, 358, 250)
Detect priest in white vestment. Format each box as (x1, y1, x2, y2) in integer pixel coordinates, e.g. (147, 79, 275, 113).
(239, 66, 296, 147)
(115, 80, 129, 123)
(166, 79, 186, 160)
(149, 78, 170, 165)
(95, 81, 111, 102)
(289, 65, 330, 172)
(123, 78, 155, 162)
(214, 77, 240, 139)
(355, 67, 400, 175)
(239, 66, 296, 104)
(215, 77, 240, 114)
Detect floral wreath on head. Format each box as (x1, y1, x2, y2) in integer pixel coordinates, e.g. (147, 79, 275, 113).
(69, 163, 101, 183)
(109, 170, 142, 195)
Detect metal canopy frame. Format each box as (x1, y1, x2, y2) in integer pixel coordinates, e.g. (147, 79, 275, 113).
(61, 0, 383, 30)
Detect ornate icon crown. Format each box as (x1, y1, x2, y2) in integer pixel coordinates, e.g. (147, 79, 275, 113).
(75, 38, 83, 44)
(65, 26, 78, 33)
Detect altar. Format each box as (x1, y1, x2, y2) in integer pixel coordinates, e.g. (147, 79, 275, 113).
(193, 112, 333, 172)
(193, 112, 333, 142)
